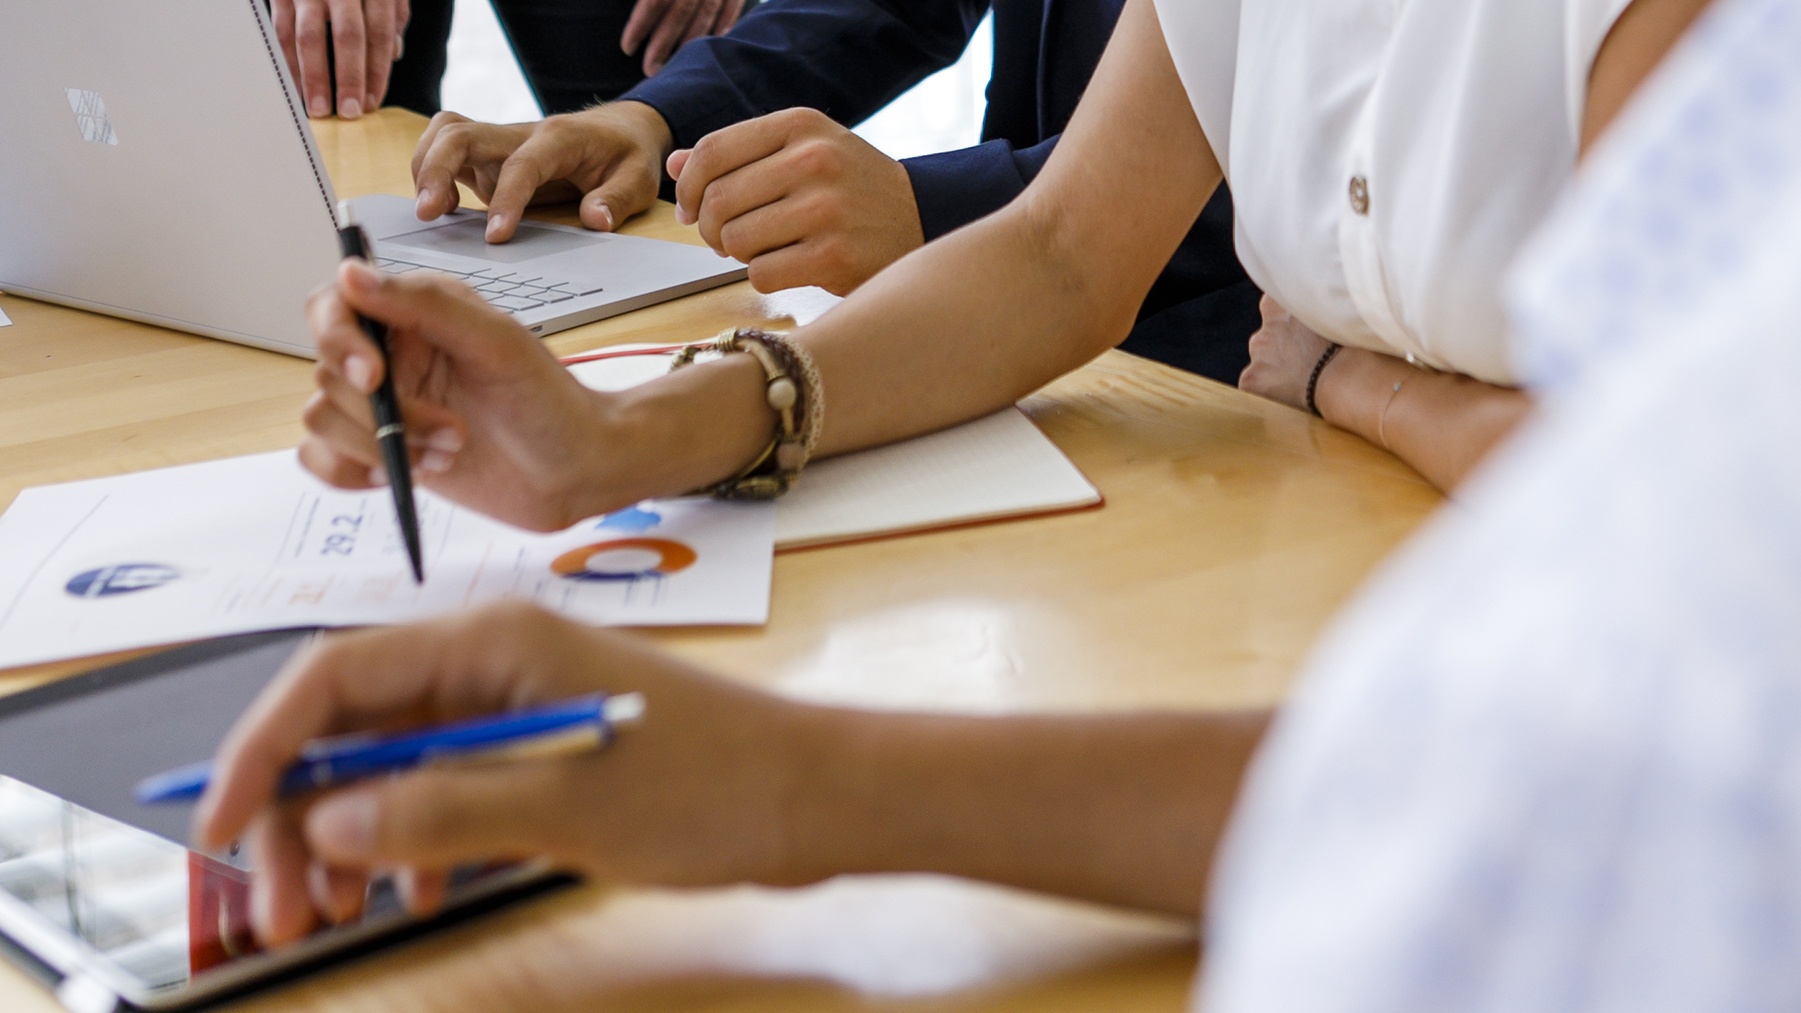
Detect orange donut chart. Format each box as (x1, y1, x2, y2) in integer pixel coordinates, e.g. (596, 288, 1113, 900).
(551, 538, 698, 582)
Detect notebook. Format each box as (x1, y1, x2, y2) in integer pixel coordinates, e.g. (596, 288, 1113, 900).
(567, 348, 1103, 551)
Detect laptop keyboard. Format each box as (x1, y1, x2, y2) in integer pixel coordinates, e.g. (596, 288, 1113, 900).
(374, 257, 604, 315)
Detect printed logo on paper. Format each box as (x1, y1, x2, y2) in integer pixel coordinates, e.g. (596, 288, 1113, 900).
(551, 539, 695, 582)
(65, 564, 180, 598)
(65, 89, 119, 146)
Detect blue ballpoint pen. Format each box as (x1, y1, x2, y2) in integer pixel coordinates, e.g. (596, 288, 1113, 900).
(134, 692, 646, 805)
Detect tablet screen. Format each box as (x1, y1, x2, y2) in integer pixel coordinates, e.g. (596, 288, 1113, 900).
(0, 633, 567, 1009)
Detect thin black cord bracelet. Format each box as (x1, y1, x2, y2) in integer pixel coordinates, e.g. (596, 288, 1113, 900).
(1305, 343, 1342, 417)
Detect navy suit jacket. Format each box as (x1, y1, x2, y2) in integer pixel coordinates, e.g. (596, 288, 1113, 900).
(620, 0, 1260, 381)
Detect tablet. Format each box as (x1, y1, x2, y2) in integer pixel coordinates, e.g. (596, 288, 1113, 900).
(0, 631, 572, 1012)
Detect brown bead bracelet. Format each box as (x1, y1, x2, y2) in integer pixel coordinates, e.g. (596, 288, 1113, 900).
(669, 328, 823, 499)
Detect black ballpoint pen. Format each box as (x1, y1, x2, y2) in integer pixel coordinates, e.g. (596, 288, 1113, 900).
(335, 201, 425, 584)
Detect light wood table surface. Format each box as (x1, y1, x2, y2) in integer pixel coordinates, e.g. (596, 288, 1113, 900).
(0, 109, 1442, 1013)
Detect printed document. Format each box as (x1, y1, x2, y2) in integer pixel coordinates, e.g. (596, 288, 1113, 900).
(0, 451, 773, 668)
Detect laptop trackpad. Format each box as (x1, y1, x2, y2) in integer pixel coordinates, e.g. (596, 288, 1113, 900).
(384, 217, 603, 264)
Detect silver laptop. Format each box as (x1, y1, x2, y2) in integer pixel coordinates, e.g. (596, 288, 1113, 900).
(0, 0, 746, 358)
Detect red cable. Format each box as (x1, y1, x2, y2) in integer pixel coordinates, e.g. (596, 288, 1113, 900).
(556, 343, 693, 366)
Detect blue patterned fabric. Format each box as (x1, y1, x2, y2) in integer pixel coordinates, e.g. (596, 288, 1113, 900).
(1200, 2, 1801, 1010)
(1509, 0, 1801, 391)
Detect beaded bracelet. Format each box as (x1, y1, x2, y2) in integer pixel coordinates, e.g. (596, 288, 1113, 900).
(669, 328, 823, 499)
(1304, 343, 1342, 417)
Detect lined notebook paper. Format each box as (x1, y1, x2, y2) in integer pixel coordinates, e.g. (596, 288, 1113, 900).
(569, 349, 1101, 551)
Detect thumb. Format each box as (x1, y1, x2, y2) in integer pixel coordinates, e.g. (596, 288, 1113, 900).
(666, 148, 692, 180)
(580, 167, 657, 233)
(305, 763, 573, 870)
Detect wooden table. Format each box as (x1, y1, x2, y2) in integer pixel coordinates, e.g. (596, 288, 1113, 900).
(0, 109, 1441, 1013)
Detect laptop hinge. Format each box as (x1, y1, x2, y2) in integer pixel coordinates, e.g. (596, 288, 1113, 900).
(241, 0, 340, 226)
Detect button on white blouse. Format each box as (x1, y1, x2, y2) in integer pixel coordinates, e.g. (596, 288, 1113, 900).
(1152, 0, 1633, 386)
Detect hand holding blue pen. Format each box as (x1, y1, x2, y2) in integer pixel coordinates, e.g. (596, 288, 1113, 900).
(136, 692, 647, 805)
(185, 607, 797, 948)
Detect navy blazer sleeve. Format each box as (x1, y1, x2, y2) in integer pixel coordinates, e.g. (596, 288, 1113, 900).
(900, 134, 1055, 241)
(619, 0, 990, 150)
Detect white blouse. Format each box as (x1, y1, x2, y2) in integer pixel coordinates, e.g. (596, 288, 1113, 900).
(1152, 0, 1632, 385)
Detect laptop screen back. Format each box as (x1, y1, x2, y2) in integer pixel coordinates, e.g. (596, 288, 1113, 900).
(0, 0, 340, 356)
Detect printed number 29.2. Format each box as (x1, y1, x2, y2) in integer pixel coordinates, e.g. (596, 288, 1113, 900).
(322, 513, 362, 556)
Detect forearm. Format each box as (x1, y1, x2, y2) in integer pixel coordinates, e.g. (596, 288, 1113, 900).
(803, 200, 1147, 456)
(784, 705, 1271, 916)
(607, 202, 1135, 482)
(594, 192, 1146, 516)
(784, 0, 1217, 455)
(1316, 348, 1533, 492)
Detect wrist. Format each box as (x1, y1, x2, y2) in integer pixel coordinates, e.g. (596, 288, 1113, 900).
(759, 700, 855, 885)
(590, 352, 777, 508)
(1311, 345, 1372, 431)
(886, 158, 926, 253)
(1313, 347, 1416, 448)
(593, 100, 675, 164)
(774, 704, 915, 885)
(1303, 343, 1342, 416)
(529, 386, 632, 527)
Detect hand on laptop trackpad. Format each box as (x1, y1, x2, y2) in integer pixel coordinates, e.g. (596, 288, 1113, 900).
(384, 217, 604, 265)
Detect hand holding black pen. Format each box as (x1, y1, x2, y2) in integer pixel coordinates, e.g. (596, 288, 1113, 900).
(335, 202, 425, 584)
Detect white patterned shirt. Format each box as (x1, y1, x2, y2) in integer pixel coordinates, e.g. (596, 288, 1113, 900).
(1199, 1, 1801, 1010)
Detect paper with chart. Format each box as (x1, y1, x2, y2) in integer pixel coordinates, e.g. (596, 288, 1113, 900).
(0, 451, 774, 668)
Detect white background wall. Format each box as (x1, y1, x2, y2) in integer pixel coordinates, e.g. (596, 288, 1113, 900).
(438, 0, 994, 160)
